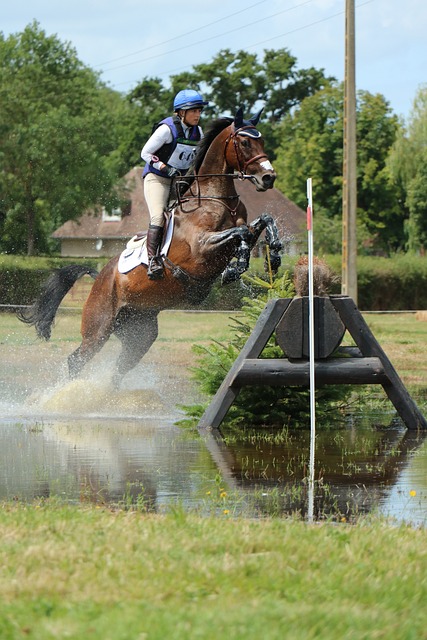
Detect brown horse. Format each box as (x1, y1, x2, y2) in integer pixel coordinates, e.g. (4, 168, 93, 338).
(19, 108, 283, 387)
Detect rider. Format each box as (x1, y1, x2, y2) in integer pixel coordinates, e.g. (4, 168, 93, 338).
(141, 89, 208, 280)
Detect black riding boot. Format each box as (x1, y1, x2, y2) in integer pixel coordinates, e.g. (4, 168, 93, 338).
(146, 224, 164, 280)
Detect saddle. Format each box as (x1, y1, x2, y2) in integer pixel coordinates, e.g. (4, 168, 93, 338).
(126, 231, 147, 251)
(118, 211, 174, 274)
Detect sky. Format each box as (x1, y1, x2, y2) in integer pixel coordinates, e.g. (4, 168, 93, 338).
(2, 0, 426, 122)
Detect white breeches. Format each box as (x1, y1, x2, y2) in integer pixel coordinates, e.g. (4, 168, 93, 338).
(143, 173, 171, 227)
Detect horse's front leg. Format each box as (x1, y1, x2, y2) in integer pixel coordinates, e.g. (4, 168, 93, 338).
(248, 214, 283, 273)
(221, 214, 284, 283)
(221, 238, 251, 284)
(202, 224, 251, 249)
(200, 225, 252, 285)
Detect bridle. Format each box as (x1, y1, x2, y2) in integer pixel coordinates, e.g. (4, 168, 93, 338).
(224, 125, 270, 177)
(172, 123, 271, 216)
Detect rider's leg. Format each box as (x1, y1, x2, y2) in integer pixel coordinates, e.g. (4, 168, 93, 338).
(146, 224, 164, 279)
(143, 173, 170, 280)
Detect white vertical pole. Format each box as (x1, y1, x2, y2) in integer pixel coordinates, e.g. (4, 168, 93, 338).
(306, 178, 316, 523)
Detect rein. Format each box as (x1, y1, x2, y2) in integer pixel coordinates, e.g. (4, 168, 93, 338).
(173, 125, 267, 216)
(170, 123, 270, 216)
(174, 173, 247, 217)
(177, 189, 241, 216)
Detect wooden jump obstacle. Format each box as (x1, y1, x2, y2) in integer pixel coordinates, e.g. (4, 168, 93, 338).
(198, 295, 427, 432)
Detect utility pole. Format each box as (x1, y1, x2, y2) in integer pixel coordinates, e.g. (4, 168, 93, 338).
(342, 0, 358, 302)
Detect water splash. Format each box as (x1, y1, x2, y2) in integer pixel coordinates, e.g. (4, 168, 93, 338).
(36, 378, 167, 417)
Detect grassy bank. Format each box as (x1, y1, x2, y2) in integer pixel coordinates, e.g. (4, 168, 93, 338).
(0, 503, 426, 640)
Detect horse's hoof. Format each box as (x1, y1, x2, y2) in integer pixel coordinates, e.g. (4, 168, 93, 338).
(221, 266, 240, 285)
(266, 254, 281, 273)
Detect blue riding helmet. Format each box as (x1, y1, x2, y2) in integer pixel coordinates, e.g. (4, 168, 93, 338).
(173, 89, 209, 111)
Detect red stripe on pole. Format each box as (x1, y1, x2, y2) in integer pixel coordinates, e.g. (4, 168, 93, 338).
(307, 205, 312, 231)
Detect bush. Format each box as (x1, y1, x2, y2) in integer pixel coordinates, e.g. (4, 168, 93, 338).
(179, 272, 353, 429)
(0, 255, 106, 306)
(1, 253, 426, 311)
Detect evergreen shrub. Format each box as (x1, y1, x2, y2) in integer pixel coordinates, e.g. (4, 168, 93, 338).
(180, 271, 353, 429)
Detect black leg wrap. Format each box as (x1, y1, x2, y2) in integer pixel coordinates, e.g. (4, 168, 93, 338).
(221, 263, 241, 285)
(221, 240, 251, 285)
(265, 252, 282, 273)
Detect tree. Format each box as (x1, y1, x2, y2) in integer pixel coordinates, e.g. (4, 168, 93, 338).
(118, 78, 174, 171)
(405, 148, 427, 253)
(274, 84, 402, 254)
(120, 47, 335, 199)
(169, 48, 334, 157)
(387, 85, 427, 253)
(0, 22, 123, 255)
(354, 90, 402, 252)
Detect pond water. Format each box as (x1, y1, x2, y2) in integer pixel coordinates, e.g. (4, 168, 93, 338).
(0, 307, 426, 526)
(0, 371, 426, 526)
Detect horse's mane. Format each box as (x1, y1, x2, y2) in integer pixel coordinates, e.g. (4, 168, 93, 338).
(191, 116, 233, 174)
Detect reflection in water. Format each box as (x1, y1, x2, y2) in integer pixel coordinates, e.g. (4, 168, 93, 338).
(0, 418, 216, 510)
(203, 421, 427, 523)
(0, 415, 426, 526)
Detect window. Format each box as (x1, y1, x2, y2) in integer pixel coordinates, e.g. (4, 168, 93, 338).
(101, 206, 122, 222)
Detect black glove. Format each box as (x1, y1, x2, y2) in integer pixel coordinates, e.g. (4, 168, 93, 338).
(164, 165, 180, 178)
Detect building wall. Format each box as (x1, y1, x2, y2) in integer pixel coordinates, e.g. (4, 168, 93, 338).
(60, 239, 127, 258)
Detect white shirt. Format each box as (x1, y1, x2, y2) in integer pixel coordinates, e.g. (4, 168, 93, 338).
(141, 121, 203, 171)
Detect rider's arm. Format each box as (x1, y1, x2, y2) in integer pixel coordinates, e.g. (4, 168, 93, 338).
(141, 124, 173, 172)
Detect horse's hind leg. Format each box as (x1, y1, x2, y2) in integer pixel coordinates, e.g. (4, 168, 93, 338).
(68, 278, 117, 379)
(68, 335, 110, 380)
(112, 307, 159, 388)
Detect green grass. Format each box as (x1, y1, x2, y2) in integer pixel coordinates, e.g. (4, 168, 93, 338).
(362, 313, 427, 388)
(0, 503, 426, 640)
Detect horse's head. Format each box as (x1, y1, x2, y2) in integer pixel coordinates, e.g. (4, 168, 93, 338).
(224, 107, 276, 191)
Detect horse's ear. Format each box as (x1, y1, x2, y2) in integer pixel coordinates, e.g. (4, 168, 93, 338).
(234, 107, 244, 129)
(249, 109, 263, 126)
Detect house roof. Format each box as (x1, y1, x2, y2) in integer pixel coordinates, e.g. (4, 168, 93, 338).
(52, 167, 306, 242)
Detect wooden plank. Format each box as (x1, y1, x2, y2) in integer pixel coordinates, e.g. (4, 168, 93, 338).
(275, 297, 303, 357)
(331, 296, 427, 430)
(276, 297, 345, 358)
(198, 295, 427, 432)
(198, 298, 291, 430)
(231, 357, 387, 386)
(197, 428, 238, 490)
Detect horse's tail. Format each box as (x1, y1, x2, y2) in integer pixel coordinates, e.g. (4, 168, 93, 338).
(17, 264, 98, 340)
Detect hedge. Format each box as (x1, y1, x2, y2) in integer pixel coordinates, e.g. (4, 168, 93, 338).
(0, 253, 426, 311)
(321, 254, 427, 310)
(0, 256, 106, 306)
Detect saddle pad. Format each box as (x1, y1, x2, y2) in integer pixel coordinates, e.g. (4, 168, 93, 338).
(118, 213, 175, 274)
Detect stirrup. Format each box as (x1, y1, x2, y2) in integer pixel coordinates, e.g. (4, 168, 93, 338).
(147, 257, 164, 280)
